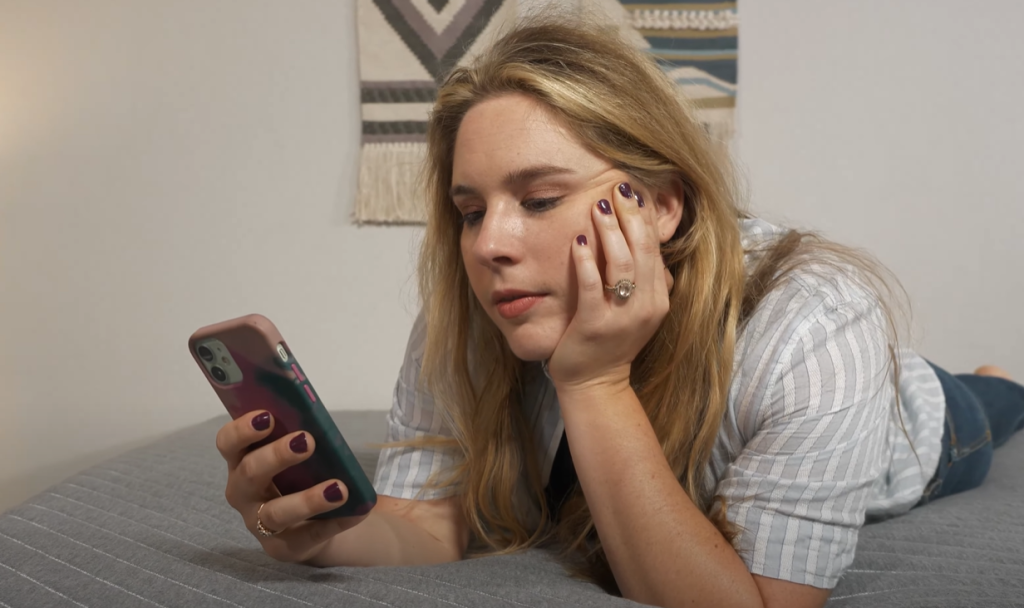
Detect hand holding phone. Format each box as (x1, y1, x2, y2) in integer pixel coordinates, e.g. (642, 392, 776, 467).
(214, 411, 370, 561)
(190, 314, 377, 555)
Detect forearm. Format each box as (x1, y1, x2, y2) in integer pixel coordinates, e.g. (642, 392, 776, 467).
(557, 382, 763, 608)
(304, 509, 462, 567)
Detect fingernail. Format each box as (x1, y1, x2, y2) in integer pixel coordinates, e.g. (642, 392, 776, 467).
(289, 432, 308, 453)
(576, 234, 587, 246)
(597, 199, 612, 215)
(618, 182, 634, 199)
(251, 412, 271, 431)
(324, 482, 344, 503)
(636, 192, 645, 208)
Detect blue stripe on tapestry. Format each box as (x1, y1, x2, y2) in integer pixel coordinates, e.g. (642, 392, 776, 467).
(654, 57, 737, 84)
(645, 36, 737, 52)
(649, 47, 738, 57)
(620, 0, 735, 6)
(666, 76, 736, 96)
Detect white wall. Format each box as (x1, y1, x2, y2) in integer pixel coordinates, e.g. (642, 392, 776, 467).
(1, 1, 1022, 514)
(0, 1, 422, 513)
(735, 1, 1024, 375)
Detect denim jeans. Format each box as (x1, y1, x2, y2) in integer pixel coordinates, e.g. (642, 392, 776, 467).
(917, 362, 1024, 505)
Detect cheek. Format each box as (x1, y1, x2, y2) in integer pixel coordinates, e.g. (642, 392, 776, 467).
(459, 234, 470, 268)
(543, 211, 609, 300)
(460, 238, 485, 295)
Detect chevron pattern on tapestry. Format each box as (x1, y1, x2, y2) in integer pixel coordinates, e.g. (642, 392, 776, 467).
(354, 0, 738, 224)
(372, 0, 506, 81)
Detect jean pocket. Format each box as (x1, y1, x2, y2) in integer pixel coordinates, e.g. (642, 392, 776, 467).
(947, 405, 993, 461)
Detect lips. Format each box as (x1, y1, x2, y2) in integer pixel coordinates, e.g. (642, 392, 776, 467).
(492, 289, 544, 306)
(492, 290, 546, 320)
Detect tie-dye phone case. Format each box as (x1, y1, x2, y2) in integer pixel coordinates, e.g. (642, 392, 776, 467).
(188, 314, 376, 518)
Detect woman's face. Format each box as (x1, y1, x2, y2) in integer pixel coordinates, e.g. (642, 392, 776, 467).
(451, 93, 641, 362)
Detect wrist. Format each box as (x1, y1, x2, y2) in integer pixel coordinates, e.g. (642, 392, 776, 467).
(553, 368, 634, 402)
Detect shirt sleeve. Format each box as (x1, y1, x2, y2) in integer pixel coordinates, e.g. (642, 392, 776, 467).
(373, 310, 462, 500)
(715, 295, 894, 589)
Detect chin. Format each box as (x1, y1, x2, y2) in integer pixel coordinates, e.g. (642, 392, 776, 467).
(497, 318, 561, 362)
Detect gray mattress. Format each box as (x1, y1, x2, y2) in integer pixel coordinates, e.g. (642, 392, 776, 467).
(1, 410, 1022, 608)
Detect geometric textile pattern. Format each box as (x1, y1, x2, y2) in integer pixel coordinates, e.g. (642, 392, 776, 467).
(354, 0, 737, 224)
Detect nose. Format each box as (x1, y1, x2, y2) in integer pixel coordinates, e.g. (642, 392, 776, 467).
(469, 203, 524, 269)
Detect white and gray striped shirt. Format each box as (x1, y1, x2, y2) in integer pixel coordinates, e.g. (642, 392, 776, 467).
(374, 218, 947, 589)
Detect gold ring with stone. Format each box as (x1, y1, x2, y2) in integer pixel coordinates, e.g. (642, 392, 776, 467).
(255, 502, 280, 537)
(604, 279, 636, 299)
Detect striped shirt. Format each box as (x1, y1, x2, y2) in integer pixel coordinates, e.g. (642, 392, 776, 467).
(374, 217, 947, 589)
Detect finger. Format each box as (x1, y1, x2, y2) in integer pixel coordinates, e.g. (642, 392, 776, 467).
(593, 196, 635, 295)
(637, 189, 671, 301)
(633, 185, 667, 246)
(635, 189, 659, 235)
(614, 182, 649, 246)
(613, 182, 660, 293)
(216, 410, 274, 470)
(232, 431, 315, 502)
(571, 233, 606, 318)
(252, 479, 353, 536)
(632, 186, 669, 299)
(634, 187, 667, 300)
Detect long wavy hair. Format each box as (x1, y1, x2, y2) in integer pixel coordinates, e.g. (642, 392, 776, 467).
(409, 16, 906, 594)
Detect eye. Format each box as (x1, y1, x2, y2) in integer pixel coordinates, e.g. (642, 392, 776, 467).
(458, 210, 484, 227)
(523, 197, 561, 213)
(457, 196, 561, 227)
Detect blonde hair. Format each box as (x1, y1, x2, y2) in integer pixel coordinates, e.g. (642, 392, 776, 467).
(410, 16, 906, 593)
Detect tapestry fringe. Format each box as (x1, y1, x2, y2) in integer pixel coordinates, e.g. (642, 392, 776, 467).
(629, 9, 738, 31)
(354, 142, 428, 225)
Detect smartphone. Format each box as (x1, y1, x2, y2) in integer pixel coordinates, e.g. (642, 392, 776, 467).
(189, 314, 376, 518)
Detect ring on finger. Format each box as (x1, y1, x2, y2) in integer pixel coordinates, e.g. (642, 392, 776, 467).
(604, 279, 636, 299)
(255, 502, 281, 537)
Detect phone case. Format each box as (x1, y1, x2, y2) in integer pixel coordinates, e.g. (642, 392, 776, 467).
(188, 314, 376, 518)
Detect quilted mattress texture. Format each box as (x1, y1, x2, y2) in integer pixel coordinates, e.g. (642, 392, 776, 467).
(1, 410, 1022, 607)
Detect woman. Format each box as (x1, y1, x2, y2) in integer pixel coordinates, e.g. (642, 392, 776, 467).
(214, 17, 1024, 608)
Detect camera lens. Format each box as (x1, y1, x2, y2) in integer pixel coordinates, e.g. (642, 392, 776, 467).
(211, 366, 227, 382)
(197, 345, 214, 362)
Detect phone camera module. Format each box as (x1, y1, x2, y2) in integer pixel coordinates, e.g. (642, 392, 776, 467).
(210, 366, 228, 382)
(197, 345, 215, 362)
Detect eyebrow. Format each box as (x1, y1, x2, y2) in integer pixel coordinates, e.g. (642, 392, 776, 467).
(450, 164, 577, 199)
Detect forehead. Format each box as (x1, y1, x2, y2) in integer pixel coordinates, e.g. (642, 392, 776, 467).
(452, 93, 606, 180)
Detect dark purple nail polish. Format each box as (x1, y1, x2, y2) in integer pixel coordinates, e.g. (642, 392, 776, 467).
(251, 412, 271, 431)
(576, 234, 587, 246)
(597, 199, 612, 215)
(324, 482, 344, 503)
(636, 192, 645, 208)
(618, 182, 634, 199)
(289, 432, 308, 454)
